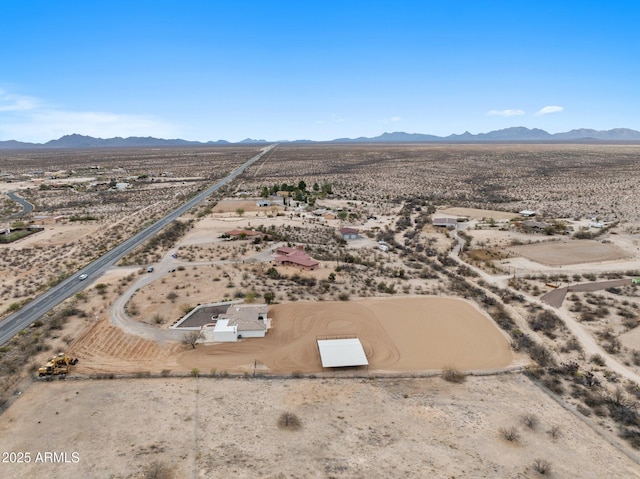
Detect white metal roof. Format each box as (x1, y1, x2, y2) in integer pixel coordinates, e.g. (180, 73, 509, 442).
(317, 338, 368, 368)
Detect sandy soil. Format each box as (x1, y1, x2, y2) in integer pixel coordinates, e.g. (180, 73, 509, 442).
(439, 207, 519, 221)
(10, 223, 103, 247)
(508, 239, 629, 266)
(211, 199, 272, 214)
(0, 375, 638, 479)
(620, 326, 640, 350)
(71, 297, 514, 375)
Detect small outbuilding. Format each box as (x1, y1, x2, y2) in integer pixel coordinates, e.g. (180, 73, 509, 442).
(432, 217, 457, 227)
(338, 227, 359, 240)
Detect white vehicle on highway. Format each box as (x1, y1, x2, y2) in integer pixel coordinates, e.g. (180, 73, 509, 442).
(78, 274, 88, 280)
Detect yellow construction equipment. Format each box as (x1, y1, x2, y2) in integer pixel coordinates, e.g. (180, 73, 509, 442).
(38, 353, 78, 378)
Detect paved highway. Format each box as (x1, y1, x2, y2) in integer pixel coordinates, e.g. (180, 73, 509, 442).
(0, 144, 277, 346)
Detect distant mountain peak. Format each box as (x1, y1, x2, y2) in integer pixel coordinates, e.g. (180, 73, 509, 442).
(1, 127, 639, 149)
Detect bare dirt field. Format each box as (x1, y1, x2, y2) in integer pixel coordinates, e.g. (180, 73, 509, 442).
(439, 206, 519, 221)
(211, 199, 267, 214)
(179, 297, 514, 374)
(508, 239, 630, 266)
(0, 374, 638, 479)
(72, 297, 514, 375)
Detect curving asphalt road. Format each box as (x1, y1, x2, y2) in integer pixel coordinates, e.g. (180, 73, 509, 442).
(6, 191, 34, 219)
(0, 144, 277, 346)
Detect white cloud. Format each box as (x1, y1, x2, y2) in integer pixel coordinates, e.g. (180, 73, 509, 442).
(536, 105, 564, 115)
(486, 109, 525, 117)
(0, 89, 178, 142)
(0, 90, 39, 112)
(379, 116, 402, 124)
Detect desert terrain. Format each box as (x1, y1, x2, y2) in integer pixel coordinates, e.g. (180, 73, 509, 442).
(2, 143, 640, 476)
(1, 375, 639, 479)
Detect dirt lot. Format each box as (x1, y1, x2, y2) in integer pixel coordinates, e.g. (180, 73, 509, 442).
(439, 207, 519, 221)
(0, 374, 638, 479)
(179, 298, 514, 374)
(71, 297, 515, 375)
(508, 239, 630, 266)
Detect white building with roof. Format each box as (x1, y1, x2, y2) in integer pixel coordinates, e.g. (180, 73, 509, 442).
(200, 304, 270, 343)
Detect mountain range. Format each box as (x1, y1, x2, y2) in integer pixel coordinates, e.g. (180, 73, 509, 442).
(1, 128, 640, 149)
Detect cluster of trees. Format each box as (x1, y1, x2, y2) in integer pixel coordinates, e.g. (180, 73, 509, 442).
(259, 181, 333, 204)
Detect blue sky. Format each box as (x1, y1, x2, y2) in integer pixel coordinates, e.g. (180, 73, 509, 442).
(1, 1, 638, 142)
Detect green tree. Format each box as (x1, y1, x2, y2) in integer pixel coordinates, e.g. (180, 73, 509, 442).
(298, 180, 307, 191)
(260, 186, 269, 198)
(263, 291, 276, 304)
(236, 208, 245, 217)
(312, 182, 320, 192)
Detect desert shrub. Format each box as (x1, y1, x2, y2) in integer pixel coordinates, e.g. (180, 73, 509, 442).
(542, 376, 565, 395)
(441, 366, 466, 383)
(528, 310, 562, 338)
(278, 412, 302, 431)
(529, 343, 555, 367)
(547, 425, 561, 438)
(604, 339, 622, 354)
(620, 427, 640, 449)
(166, 291, 178, 302)
(590, 354, 606, 366)
(522, 413, 538, 430)
(632, 350, 640, 367)
(532, 458, 552, 475)
(499, 426, 520, 442)
(142, 460, 174, 479)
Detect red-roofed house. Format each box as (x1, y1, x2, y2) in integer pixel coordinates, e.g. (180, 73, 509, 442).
(224, 229, 261, 238)
(274, 246, 319, 270)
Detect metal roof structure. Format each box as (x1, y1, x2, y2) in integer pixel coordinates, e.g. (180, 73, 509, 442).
(317, 338, 369, 368)
(432, 217, 458, 226)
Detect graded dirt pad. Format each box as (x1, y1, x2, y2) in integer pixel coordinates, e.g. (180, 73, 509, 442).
(1, 375, 638, 479)
(69, 319, 182, 374)
(177, 297, 513, 374)
(211, 199, 264, 214)
(1, 223, 102, 248)
(508, 239, 629, 266)
(439, 207, 519, 221)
